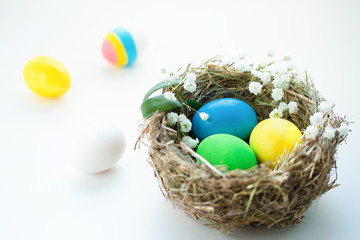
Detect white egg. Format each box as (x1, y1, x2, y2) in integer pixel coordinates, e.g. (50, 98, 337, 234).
(73, 127, 126, 173)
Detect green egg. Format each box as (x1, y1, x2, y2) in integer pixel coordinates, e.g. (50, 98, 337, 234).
(196, 134, 257, 171)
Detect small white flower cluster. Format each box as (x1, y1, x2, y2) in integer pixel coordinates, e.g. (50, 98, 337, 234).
(166, 112, 192, 133)
(318, 101, 332, 113)
(178, 114, 192, 133)
(162, 68, 198, 93)
(288, 101, 299, 114)
(269, 108, 283, 118)
(337, 123, 350, 136)
(199, 112, 209, 121)
(246, 52, 297, 102)
(162, 72, 199, 102)
(273, 75, 291, 90)
(166, 112, 199, 148)
(181, 136, 199, 149)
(183, 72, 197, 93)
(303, 101, 349, 140)
(271, 88, 284, 102)
(303, 126, 319, 139)
(234, 61, 252, 73)
(250, 69, 271, 84)
(269, 101, 298, 118)
(249, 82, 263, 95)
(215, 55, 233, 66)
(164, 91, 177, 101)
(162, 68, 181, 83)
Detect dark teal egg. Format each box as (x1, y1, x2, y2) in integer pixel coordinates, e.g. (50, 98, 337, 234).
(191, 98, 257, 141)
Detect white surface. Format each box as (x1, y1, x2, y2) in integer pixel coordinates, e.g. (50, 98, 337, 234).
(0, 0, 359, 239)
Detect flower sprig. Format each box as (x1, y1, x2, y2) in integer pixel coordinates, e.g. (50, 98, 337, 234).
(303, 101, 349, 140)
(241, 52, 349, 141)
(141, 69, 202, 118)
(166, 112, 199, 148)
(141, 69, 205, 148)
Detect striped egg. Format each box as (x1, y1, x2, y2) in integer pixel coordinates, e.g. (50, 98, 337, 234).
(102, 27, 137, 67)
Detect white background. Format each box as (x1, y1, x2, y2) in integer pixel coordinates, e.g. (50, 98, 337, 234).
(0, 0, 359, 239)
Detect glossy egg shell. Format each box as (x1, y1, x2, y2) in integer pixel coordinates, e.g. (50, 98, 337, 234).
(102, 26, 137, 67)
(196, 134, 257, 171)
(192, 98, 257, 141)
(249, 118, 302, 168)
(24, 56, 70, 98)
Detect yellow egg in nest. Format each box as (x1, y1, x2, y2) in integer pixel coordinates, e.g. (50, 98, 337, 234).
(249, 118, 302, 168)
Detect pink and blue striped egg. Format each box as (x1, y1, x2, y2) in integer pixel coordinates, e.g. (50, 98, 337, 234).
(102, 27, 137, 67)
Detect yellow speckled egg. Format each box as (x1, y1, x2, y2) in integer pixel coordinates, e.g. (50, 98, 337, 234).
(249, 118, 302, 168)
(24, 56, 70, 98)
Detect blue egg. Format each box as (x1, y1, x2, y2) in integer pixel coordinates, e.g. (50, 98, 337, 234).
(191, 98, 257, 141)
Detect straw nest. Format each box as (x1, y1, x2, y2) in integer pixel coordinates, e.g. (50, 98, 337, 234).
(137, 58, 348, 232)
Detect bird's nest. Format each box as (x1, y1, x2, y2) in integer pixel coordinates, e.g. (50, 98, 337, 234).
(136, 56, 349, 232)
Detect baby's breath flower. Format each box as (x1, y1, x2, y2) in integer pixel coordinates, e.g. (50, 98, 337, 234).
(268, 50, 276, 57)
(278, 102, 288, 112)
(271, 88, 284, 102)
(318, 101, 332, 113)
(269, 64, 286, 77)
(273, 76, 290, 90)
(164, 70, 181, 83)
(179, 119, 192, 133)
(310, 112, 324, 126)
(166, 112, 178, 127)
(164, 92, 177, 101)
(233, 61, 252, 72)
(185, 72, 197, 83)
(323, 127, 336, 139)
(287, 63, 295, 71)
(199, 112, 209, 121)
(182, 136, 199, 149)
(288, 101, 298, 114)
(284, 56, 291, 61)
(337, 123, 349, 136)
(258, 60, 267, 69)
(219, 57, 234, 66)
(260, 72, 271, 84)
(183, 80, 196, 93)
(281, 74, 291, 83)
(249, 82, 263, 95)
(251, 69, 263, 78)
(178, 114, 188, 123)
(160, 67, 166, 73)
(304, 126, 319, 139)
(269, 108, 283, 118)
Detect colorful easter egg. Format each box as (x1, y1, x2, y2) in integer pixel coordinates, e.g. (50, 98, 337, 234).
(23, 56, 70, 98)
(249, 118, 302, 168)
(102, 26, 137, 67)
(192, 98, 257, 141)
(196, 134, 257, 171)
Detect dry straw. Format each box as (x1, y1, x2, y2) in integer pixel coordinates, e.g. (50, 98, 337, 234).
(136, 57, 348, 232)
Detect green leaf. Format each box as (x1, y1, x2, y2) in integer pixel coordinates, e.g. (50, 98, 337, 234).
(141, 95, 182, 118)
(143, 80, 181, 102)
(185, 99, 203, 111)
